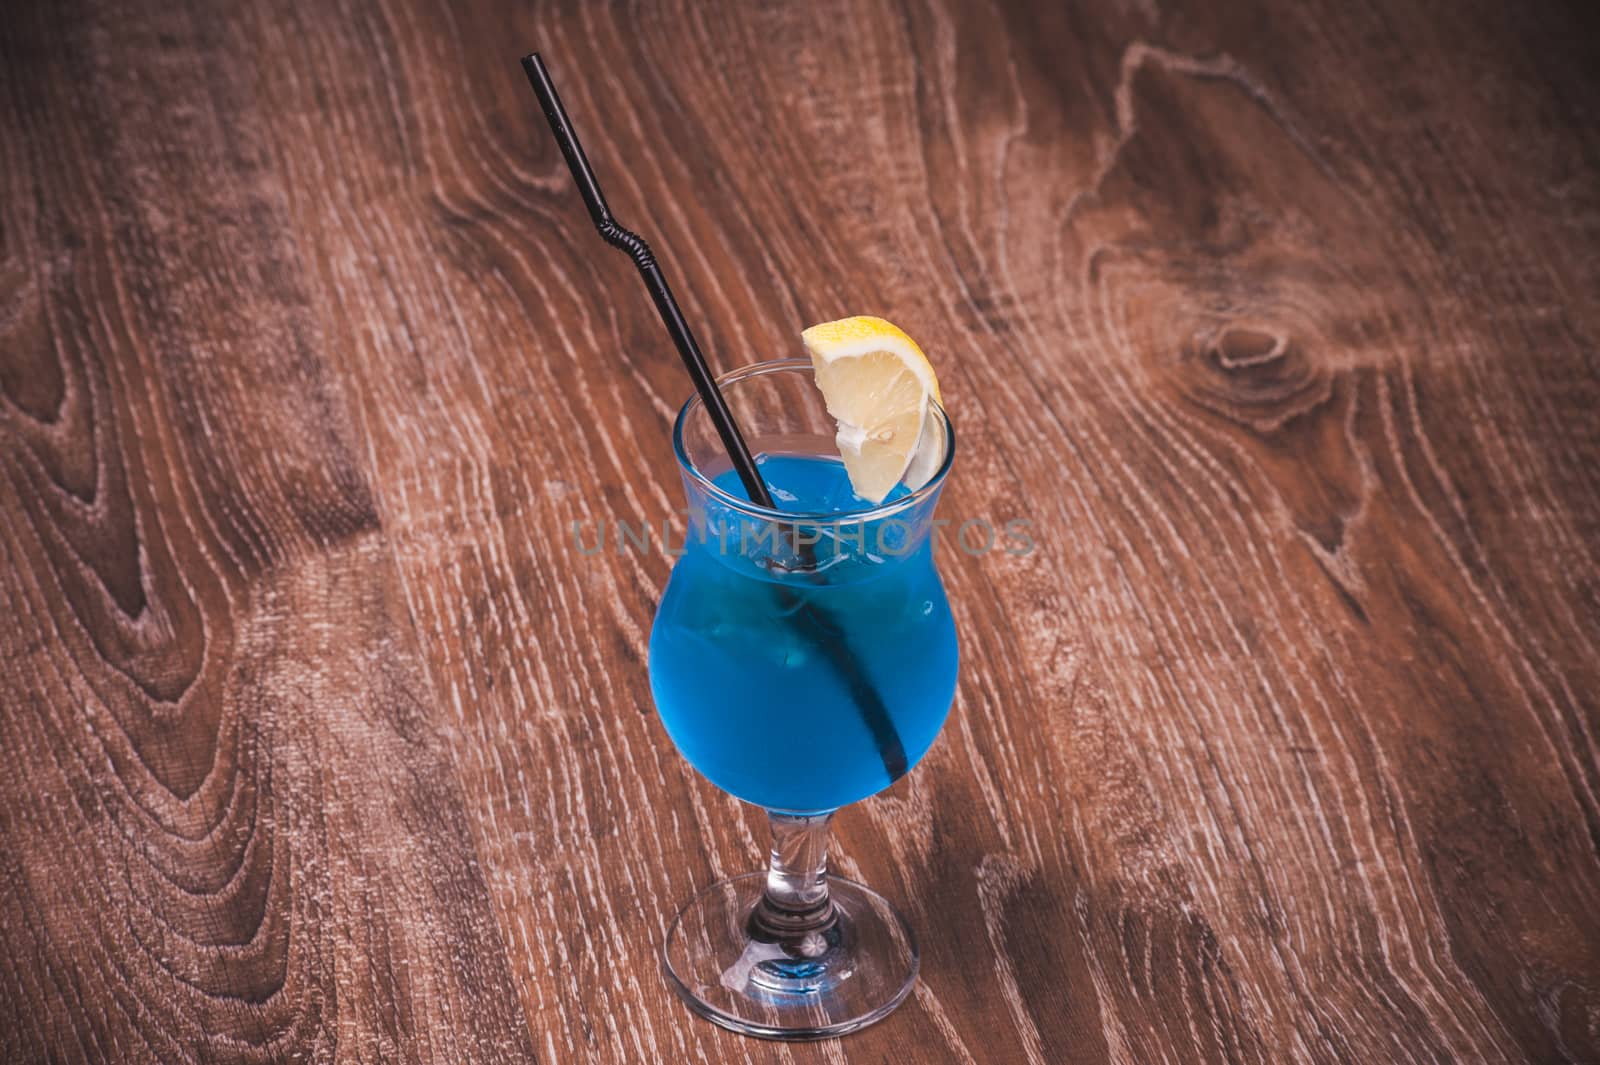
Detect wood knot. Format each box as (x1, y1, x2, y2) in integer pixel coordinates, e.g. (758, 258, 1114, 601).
(1209, 326, 1286, 369)
(1180, 321, 1331, 433)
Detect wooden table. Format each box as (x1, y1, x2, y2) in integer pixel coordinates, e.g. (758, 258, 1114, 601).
(4, 1, 1598, 1061)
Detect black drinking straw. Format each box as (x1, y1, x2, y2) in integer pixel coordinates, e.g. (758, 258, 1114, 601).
(520, 52, 909, 781)
(521, 53, 771, 507)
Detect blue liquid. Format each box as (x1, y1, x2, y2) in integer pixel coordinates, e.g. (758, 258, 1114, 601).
(649, 456, 958, 812)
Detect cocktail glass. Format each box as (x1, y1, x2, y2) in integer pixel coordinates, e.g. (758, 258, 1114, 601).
(649, 358, 957, 1039)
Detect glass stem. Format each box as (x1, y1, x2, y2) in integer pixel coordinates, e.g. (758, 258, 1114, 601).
(750, 811, 837, 944)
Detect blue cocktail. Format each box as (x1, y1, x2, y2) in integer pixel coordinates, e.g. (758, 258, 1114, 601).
(651, 358, 956, 1039)
(651, 455, 957, 812)
(518, 57, 955, 1041)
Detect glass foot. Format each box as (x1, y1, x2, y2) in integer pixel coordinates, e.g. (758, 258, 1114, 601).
(662, 871, 919, 1040)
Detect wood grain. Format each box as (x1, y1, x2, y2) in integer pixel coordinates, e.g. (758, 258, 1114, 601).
(3, 0, 1598, 1062)
(0, 4, 536, 1061)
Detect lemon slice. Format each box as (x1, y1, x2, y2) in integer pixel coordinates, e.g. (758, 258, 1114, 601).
(802, 315, 943, 504)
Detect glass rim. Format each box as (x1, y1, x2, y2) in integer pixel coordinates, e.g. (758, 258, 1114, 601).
(671, 357, 956, 523)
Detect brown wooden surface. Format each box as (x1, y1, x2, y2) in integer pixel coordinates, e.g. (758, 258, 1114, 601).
(4, 0, 1599, 1061)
